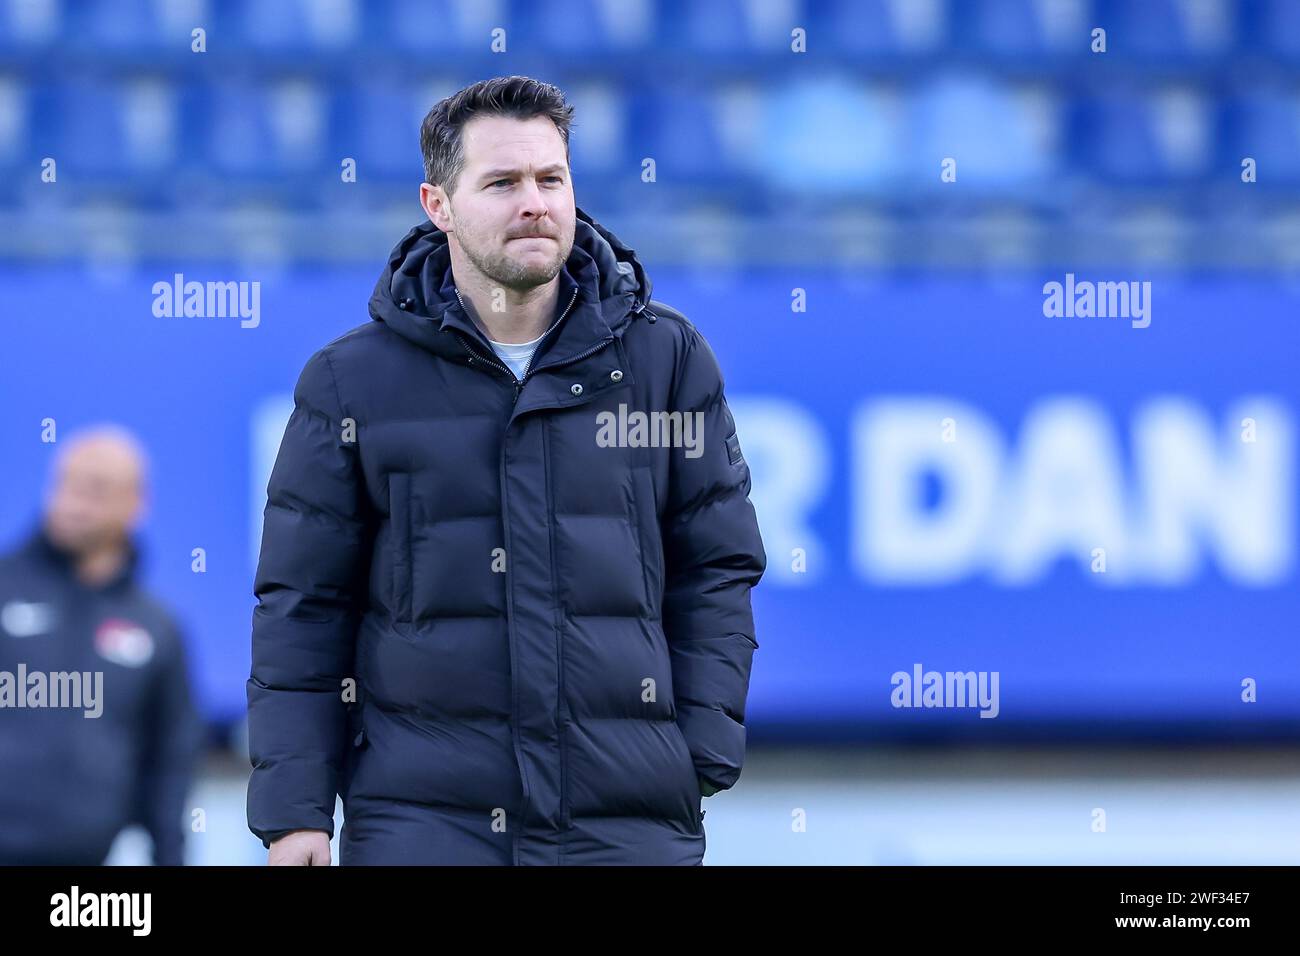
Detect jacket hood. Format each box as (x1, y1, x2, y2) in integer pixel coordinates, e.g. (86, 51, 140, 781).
(368, 206, 653, 362)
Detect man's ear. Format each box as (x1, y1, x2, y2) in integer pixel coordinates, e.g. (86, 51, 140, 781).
(420, 182, 453, 232)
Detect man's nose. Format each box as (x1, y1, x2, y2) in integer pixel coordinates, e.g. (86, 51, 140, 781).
(518, 179, 549, 218)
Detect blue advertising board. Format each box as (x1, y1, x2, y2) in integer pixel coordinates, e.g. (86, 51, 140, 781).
(2, 264, 1296, 738)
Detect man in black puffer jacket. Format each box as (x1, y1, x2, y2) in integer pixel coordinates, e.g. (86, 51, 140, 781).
(247, 76, 766, 866)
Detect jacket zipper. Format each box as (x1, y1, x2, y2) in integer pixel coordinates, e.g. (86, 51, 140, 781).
(452, 283, 581, 857)
(520, 286, 579, 382)
(451, 289, 517, 381)
(541, 423, 571, 842)
(454, 286, 581, 404)
(452, 324, 514, 380)
(450, 287, 529, 861)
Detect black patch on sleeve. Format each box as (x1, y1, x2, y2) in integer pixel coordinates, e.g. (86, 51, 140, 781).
(725, 431, 744, 466)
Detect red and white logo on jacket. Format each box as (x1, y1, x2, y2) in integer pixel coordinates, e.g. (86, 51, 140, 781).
(94, 618, 155, 667)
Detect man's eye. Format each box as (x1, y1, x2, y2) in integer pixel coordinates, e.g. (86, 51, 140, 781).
(544, 176, 562, 183)
(490, 179, 510, 188)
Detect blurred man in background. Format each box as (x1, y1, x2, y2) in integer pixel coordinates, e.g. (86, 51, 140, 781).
(0, 425, 204, 865)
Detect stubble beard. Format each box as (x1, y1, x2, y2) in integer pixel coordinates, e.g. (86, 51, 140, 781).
(462, 228, 572, 292)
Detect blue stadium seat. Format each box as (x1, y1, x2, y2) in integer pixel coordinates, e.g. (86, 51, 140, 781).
(639, 86, 728, 181)
(911, 76, 1060, 188)
(207, 80, 279, 176)
(1254, 0, 1300, 57)
(1079, 89, 1213, 183)
(563, 82, 628, 173)
(760, 77, 902, 194)
(517, 0, 605, 52)
(236, 0, 361, 51)
(0, 76, 31, 170)
(51, 80, 131, 176)
(670, 0, 761, 54)
(824, 0, 949, 54)
(334, 82, 426, 179)
(966, 0, 1089, 55)
(1225, 90, 1300, 182)
(0, 0, 63, 51)
(1095, 0, 1235, 56)
(388, 0, 502, 52)
(1079, 93, 1166, 182)
(69, 0, 158, 50)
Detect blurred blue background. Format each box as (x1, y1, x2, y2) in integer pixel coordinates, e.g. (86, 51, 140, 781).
(0, 0, 1297, 864)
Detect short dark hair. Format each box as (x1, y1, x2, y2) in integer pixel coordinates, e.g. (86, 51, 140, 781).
(420, 75, 576, 195)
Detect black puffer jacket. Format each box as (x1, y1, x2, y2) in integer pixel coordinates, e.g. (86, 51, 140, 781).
(247, 207, 766, 864)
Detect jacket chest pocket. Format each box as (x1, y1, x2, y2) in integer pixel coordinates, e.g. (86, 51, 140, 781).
(388, 472, 413, 623)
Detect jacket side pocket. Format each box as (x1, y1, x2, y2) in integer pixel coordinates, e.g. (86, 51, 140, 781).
(631, 466, 663, 616)
(388, 472, 412, 623)
(342, 704, 368, 799)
